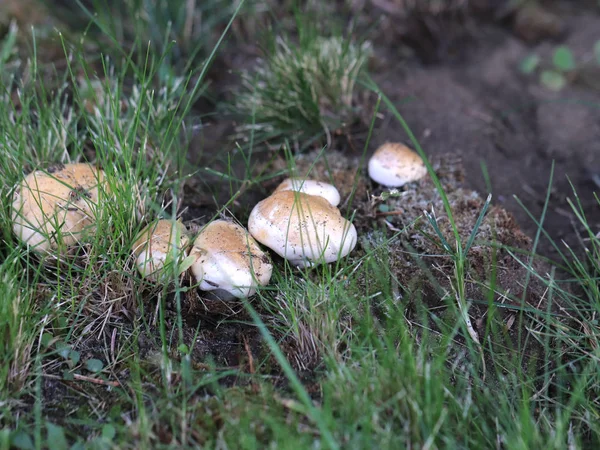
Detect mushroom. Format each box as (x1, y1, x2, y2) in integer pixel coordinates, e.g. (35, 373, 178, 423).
(132, 219, 190, 281)
(368, 142, 427, 187)
(274, 178, 341, 206)
(190, 220, 272, 298)
(248, 191, 357, 268)
(12, 163, 108, 252)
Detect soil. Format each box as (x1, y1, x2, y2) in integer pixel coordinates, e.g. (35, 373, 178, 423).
(370, 4, 600, 261)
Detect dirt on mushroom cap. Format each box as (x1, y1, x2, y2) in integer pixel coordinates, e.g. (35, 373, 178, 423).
(132, 219, 190, 281)
(248, 190, 357, 266)
(368, 142, 428, 187)
(133, 219, 189, 257)
(191, 219, 272, 298)
(12, 163, 107, 252)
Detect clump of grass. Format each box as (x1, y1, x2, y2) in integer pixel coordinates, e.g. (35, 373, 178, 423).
(72, 0, 238, 83)
(235, 30, 371, 149)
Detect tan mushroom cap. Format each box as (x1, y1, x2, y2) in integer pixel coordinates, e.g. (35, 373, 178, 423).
(368, 142, 427, 187)
(248, 191, 357, 268)
(190, 220, 272, 298)
(132, 219, 190, 281)
(274, 178, 341, 206)
(12, 163, 108, 252)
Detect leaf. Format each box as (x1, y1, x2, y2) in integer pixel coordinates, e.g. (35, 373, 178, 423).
(62, 370, 74, 381)
(69, 350, 80, 365)
(47, 422, 68, 450)
(11, 431, 34, 450)
(178, 255, 197, 276)
(378, 204, 390, 213)
(86, 359, 104, 373)
(553, 46, 575, 71)
(41, 332, 54, 348)
(0, 22, 18, 67)
(178, 343, 189, 354)
(101, 424, 116, 440)
(56, 342, 71, 359)
(594, 40, 600, 65)
(540, 70, 566, 91)
(464, 194, 492, 255)
(519, 54, 540, 74)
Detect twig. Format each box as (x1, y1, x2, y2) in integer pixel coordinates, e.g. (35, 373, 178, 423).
(243, 335, 255, 374)
(375, 210, 404, 217)
(73, 373, 120, 387)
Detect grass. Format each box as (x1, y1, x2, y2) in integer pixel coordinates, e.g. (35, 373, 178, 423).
(1, 1, 600, 449)
(234, 13, 372, 150)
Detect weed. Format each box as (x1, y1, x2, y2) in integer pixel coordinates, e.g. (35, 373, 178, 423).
(234, 20, 371, 150)
(520, 41, 600, 91)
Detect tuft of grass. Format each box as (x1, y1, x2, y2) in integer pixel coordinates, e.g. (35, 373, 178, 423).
(235, 22, 371, 150)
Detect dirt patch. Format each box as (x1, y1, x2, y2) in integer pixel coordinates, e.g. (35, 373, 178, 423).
(367, 3, 600, 260)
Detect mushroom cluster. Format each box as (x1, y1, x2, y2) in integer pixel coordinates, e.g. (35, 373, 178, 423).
(248, 178, 357, 268)
(131, 218, 273, 299)
(12, 163, 109, 253)
(12, 166, 367, 300)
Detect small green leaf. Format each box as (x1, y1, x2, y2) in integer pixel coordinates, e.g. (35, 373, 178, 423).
(56, 342, 71, 359)
(11, 431, 34, 450)
(540, 70, 566, 91)
(101, 424, 116, 440)
(553, 46, 575, 71)
(62, 370, 74, 381)
(594, 40, 600, 65)
(70, 442, 86, 450)
(378, 204, 390, 213)
(86, 359, 104, 373)
(55, 316, 68, 329)
(47, 422, 68, 450)
(69, 350, 80, 365)
(41, 332, 54, 348)
(178, 343, 189, 354)
(519, 54, 540, 74)
(178, 255, 197, 275)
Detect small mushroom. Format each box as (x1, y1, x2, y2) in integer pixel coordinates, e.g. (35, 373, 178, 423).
(368, 142, 427, 187)
(190, 220, 272, 298)
(132, 219, 190, 281)
(248, 191, 357, 268)
(12, 163, 108, 252)
(274, 178, 341, 206)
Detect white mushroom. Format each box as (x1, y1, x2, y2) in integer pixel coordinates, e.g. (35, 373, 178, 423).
(132, 219, 190, 282)
(274, 178, 341, 206)
(12, 163, 108, 252)
(368, 142, 427, 187)
(190, 220, 272, 298)
(248, 191, 357, 268)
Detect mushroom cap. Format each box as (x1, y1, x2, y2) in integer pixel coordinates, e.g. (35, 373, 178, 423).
(274, 178, 341, 206)
(190, 220, 272, 298)
(132, 219, 190, 281)
(12, 163, 107, 252)
(368, 142, 427, 187)
(248, 191, 357, 268)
